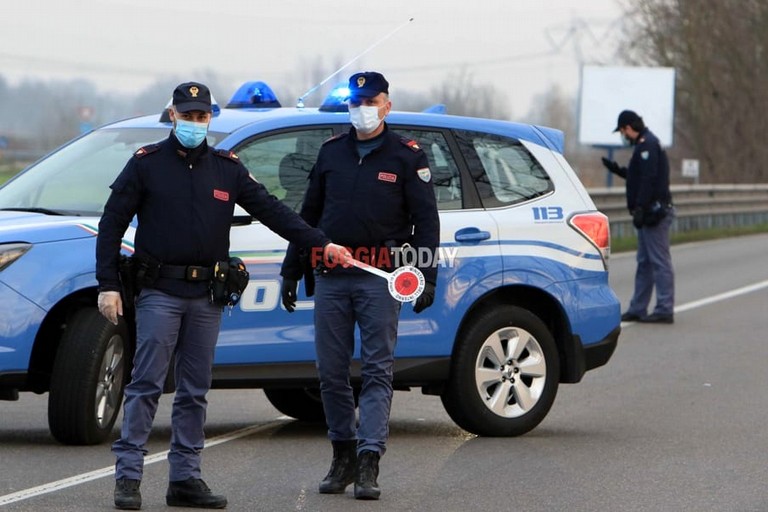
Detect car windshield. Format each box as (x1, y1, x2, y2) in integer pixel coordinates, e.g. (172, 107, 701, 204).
(0, 127, 226, 216)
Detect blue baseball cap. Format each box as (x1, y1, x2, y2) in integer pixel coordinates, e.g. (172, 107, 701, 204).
(348, 71, 389, 101)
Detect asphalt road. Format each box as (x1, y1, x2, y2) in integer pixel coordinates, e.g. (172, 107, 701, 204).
(2, 234, 768, 512)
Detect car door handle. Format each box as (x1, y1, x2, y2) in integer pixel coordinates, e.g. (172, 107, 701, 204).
(454, 227, 491, 242)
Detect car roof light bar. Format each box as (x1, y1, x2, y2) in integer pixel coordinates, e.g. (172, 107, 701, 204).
(226, 81, 281, 109)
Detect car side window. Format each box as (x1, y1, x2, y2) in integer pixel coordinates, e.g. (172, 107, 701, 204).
(233, 128, 333, 212)
(393, 128, 463, 211)
(455, 130, 553, 208)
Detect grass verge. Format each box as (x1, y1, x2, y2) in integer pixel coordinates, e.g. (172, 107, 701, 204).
(0, 165, 23, 186)
(612, 223, 768, 253)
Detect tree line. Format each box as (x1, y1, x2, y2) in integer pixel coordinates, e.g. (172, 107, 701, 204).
(1, 0, 764, 186)
(620, 0, 768, 183)
(0, 67, 511, 157)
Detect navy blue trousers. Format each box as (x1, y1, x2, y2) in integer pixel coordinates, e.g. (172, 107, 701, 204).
(627, 210, 676, 316)
(314, 272, 401, 456)
(113, 288, 222, 481)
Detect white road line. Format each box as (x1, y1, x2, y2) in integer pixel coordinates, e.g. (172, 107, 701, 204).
(4, 280, 768, 506)
(0, 420, 285, 507)
(621, 278, 768, 327)
(673, 279, 768, 313)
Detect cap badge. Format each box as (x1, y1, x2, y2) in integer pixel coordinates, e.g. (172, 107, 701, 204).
(357, 77, 366, 88)
(189, 86, 199, 97)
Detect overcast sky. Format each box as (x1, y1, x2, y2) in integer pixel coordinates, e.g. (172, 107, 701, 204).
(1, 0, 625, 116)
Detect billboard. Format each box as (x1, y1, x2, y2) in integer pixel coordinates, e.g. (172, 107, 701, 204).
(578, 65, 676, 147)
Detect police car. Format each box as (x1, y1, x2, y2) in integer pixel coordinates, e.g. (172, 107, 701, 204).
(0, 81, 620, 445)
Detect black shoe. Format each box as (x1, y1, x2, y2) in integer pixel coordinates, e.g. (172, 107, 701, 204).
(166, 478, 227, 509)
(621, 312, 643, 322)
(319, 440, 358, 494)
(354, 450, 381, 500)
(639, 313, 674, 324)
(114, 478, 141, 510)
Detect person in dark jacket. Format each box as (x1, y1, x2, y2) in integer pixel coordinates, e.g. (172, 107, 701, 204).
(602, 109, 675, 324)
(280, 71, 440, 500)
(96, 81, 349, 510)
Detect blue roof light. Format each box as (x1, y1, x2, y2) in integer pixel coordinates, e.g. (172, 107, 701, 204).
(226, 81, 281, 109)
(319, 84, 351, 112)
(422, 104, 446, 114)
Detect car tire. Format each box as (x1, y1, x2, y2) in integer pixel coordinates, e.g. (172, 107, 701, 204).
(441, 305, 559, 437)
(48, 308, 130, 445)
(263, 388, 326, 422)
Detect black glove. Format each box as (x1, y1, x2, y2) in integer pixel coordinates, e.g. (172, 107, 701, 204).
(413, 282, 436, 314)
(632, 208, 644, 229)
(601, 157, 622, 175)
(281, 278, 298, 313)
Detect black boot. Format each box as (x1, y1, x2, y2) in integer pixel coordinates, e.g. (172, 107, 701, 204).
(318, 440, 358, 494)
(114, 478, 141, 510)
(354, 450, 381, 500)
(166, 478, 227, 509)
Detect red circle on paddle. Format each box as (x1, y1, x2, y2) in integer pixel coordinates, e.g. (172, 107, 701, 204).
(394, 270, 419, 296)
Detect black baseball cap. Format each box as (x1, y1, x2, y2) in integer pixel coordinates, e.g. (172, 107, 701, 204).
(348, 71, 389, 101)
(173, 82, 212, 113)
(613, 110, 642, 132)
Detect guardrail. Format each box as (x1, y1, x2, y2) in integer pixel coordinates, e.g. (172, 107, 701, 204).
(588, 184, 768, 239)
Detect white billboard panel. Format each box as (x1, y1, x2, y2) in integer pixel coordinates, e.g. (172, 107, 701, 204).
(578, 65, 675, 147)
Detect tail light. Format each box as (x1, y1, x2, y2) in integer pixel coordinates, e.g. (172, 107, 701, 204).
(569, 212, 611, 267)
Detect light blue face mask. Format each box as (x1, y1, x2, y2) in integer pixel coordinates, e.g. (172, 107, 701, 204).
(174, 118, 209, 148)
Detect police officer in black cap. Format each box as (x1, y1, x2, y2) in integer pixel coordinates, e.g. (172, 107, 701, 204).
(96, 81, 349, 510)
(602, 109, 675, 324)
(280, 71, 440, 500)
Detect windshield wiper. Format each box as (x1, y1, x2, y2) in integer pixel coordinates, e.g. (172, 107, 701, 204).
(1, 207, 72, 216)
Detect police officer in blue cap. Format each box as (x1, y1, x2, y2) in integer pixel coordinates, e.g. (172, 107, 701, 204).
(96, 81, 349, 510)
(602, 109, 675, 324)
(280, 71, 440, 500)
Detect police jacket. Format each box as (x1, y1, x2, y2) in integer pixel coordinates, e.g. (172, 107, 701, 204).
(624, 128, 672, 212)
(96, 132, 330, 297)
(281, 124, 440, 284)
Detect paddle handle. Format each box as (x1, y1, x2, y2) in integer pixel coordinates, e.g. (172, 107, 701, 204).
(347, 258, 391, 280)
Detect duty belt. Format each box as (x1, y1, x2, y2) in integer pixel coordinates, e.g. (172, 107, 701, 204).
(158, 264, 212, 282)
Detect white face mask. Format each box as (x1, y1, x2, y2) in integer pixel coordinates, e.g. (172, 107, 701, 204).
(349, 105, 383, 134)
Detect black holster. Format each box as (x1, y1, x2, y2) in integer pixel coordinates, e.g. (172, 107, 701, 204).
(134, 254, 161, 289)
(643, 201, 670, 227)
(117, 255, 137, 309)
(118, 254, 161, 306)
(209, 257, 250, 307)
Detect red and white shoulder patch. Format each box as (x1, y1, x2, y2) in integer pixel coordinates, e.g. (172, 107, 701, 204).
(214, 149, 240, 162)
(134, 144, 160, 158)
(399, 137, 422, 152)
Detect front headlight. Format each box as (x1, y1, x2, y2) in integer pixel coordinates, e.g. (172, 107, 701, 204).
(0, 243, 32, 272)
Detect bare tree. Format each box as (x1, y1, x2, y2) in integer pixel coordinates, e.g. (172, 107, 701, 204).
(429, 68, 511, 119)
(620, 0, 768, 183)
(524, 84, 611, 187)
